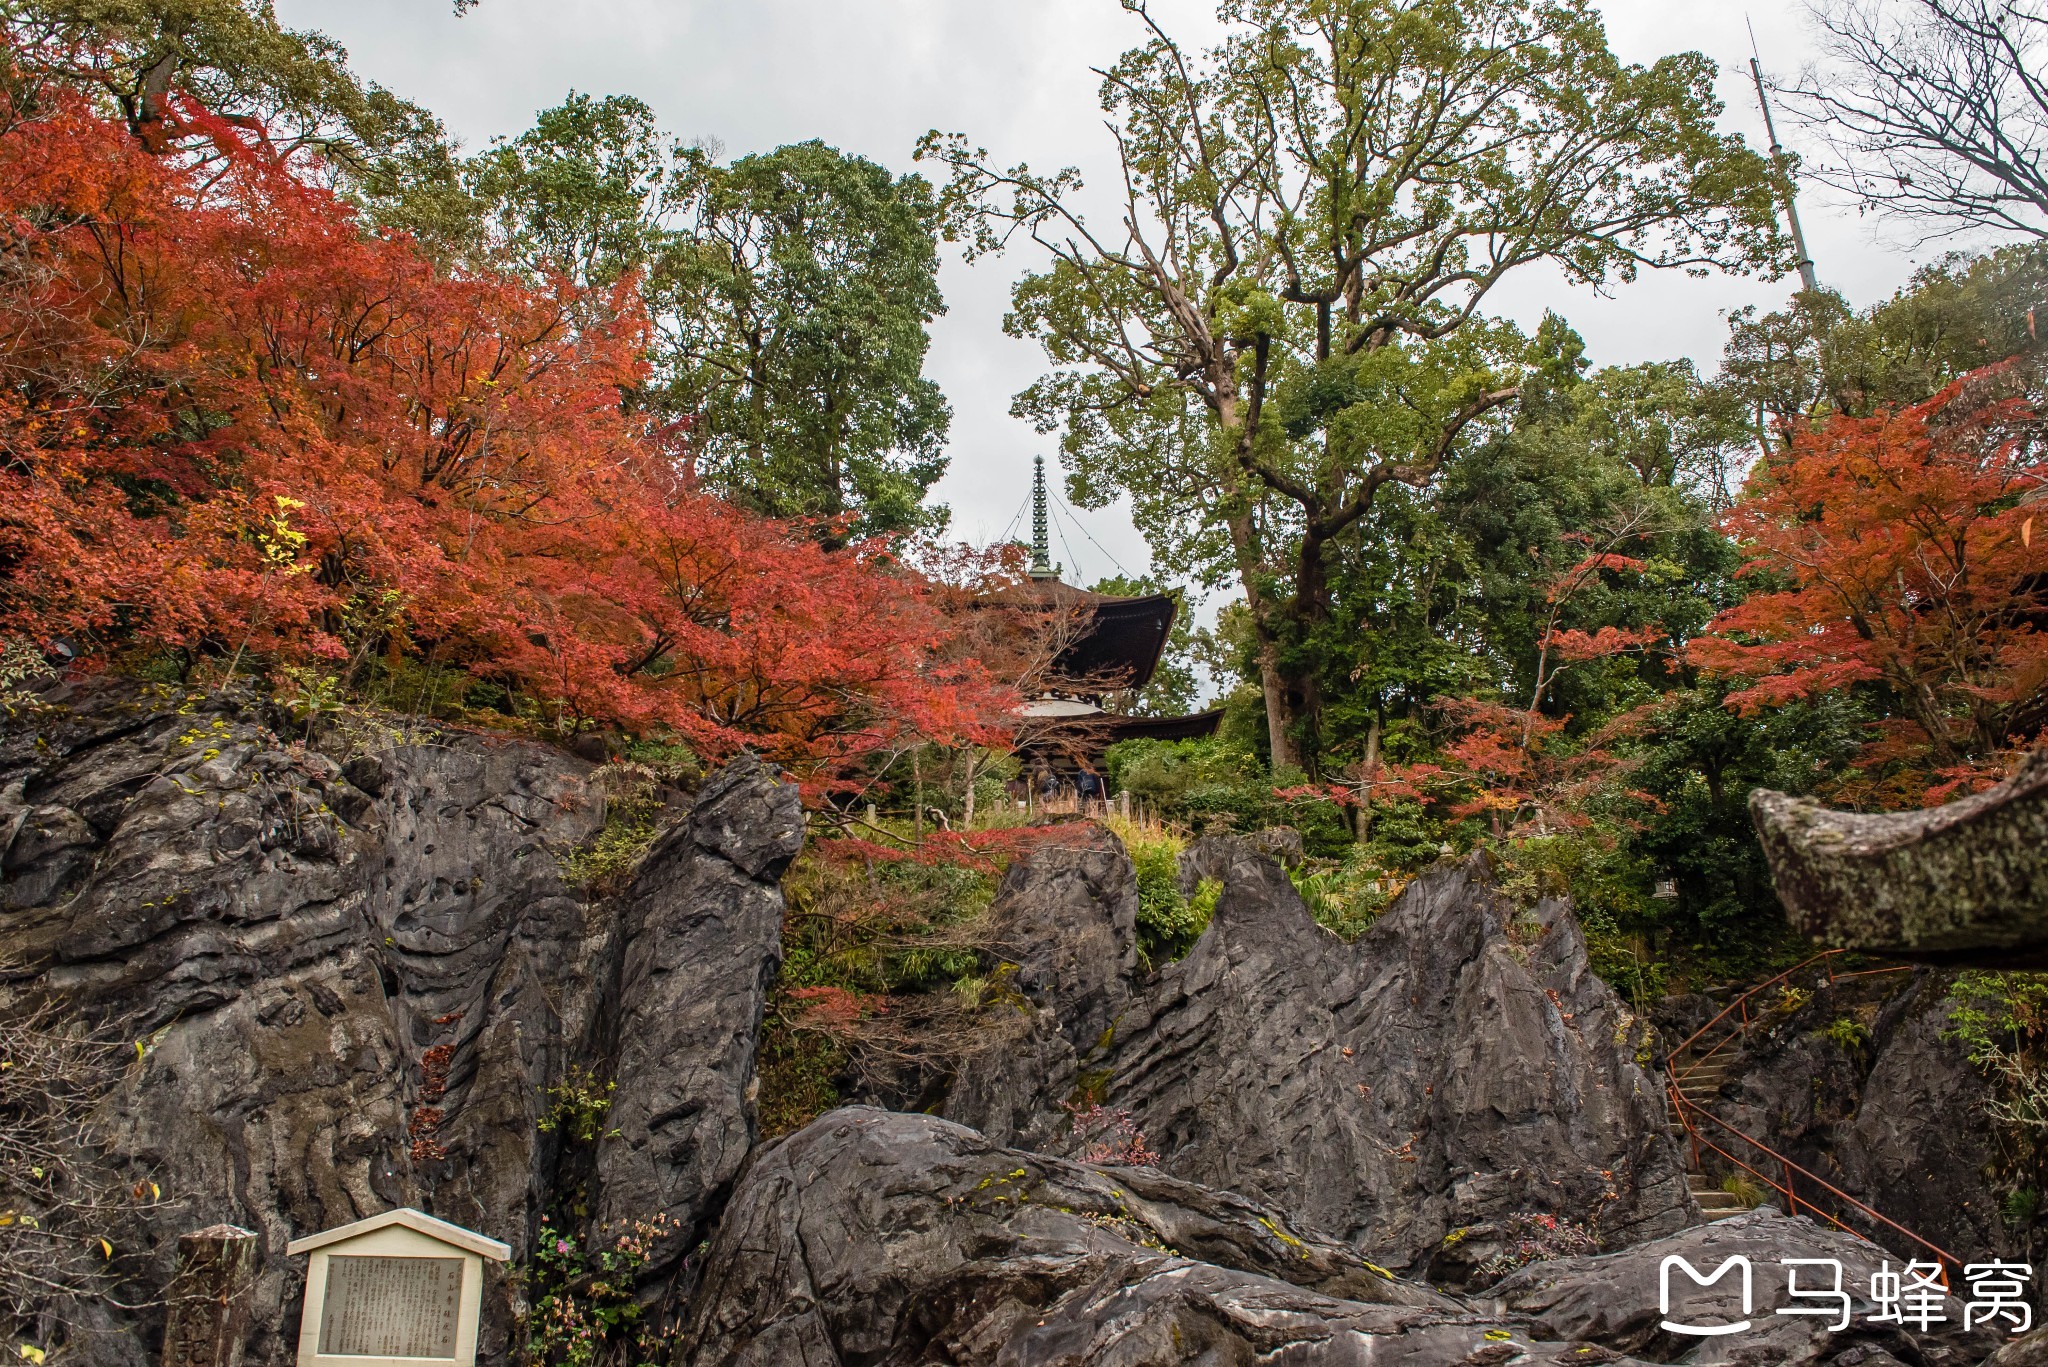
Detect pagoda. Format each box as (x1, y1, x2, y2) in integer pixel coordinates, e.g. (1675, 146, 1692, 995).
(1012, 457, 1221, 775)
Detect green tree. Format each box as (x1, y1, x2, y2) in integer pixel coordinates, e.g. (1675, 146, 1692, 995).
(1713, 242, 2048, 458)
(466, 91, 673, 287)
(657, 140, 952, 538)
(2, 0, 450, 170)
(452, 102, 955, 539)
(922, 0, 1786, 770)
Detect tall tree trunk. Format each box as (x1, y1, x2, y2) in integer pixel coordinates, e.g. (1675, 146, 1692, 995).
(1258, 647, 1300, 771)
(1355, 714, 1381, 841)
(1221, 499, 1304, 772)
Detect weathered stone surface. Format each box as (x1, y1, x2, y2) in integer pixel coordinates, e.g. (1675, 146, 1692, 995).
(1689, 969, 2006, 1264)
(1987, 1327, 2048, 1365)
(160, 1224, 258, 1367)
(675, 1106, 1658, 1367)
(945, 839, 1695, 1276)
(1492, 1206, 1996, 1366)
(595, 754, 803, 1277)
(936, 826, 1137, 1151)
(1752, 749, 2048, 966)
(0, 680, 794, 1365)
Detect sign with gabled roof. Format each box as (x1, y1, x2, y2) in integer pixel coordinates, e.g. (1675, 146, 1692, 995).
(288, 1207, 507, 1367)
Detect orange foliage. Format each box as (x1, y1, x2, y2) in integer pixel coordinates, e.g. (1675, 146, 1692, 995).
(1697, 362, 2048, 795)
(0, 83, 1011, 785)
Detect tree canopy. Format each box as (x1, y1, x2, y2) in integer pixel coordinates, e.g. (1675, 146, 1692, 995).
(922, 0, 1788, 769)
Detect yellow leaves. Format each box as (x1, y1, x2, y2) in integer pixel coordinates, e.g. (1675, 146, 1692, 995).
(257, 494, 312, 573)
(1484, 1329, 1514, 1342)
(98, 1239, 112, 1259)
(134, 1041, 146, 1062)
(18, 1344, 44, 1363)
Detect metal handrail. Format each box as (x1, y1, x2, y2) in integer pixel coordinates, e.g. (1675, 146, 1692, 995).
(1667, 1081, 1960, 1277)
(1671, 950, 1910, 1081)
(1664, 950, 1950, 1277)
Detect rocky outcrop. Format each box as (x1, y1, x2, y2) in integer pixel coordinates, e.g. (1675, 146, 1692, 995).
(0, 680, 797, 1365)
(937, 825, 1137, 1152)
(596, 755, 804, 1281)
(1752, 749, 2048, 967)
(676, 1106, 1661, 1366)
(1493, 1206, 1996, 1366)
(942, 838, 1695, 1276)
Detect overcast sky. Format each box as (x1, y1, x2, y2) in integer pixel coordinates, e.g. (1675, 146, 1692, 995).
(275, 0, 1937, 588)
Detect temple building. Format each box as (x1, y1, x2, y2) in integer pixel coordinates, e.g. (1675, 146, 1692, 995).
(1012, 457, 1221, 778)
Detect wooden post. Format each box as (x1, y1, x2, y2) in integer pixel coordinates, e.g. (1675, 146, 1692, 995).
(161, 1224, 258, 1367)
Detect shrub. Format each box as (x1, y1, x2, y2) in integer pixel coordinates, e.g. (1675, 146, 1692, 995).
(1473, 1213, 1601, 1277)
(522, 1213, 679, 1367)
(1102, 815, 1217, 967)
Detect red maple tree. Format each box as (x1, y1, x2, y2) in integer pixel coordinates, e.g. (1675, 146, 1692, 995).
(1697, 360, 2048, 800)
(0, 78, 1013, 787)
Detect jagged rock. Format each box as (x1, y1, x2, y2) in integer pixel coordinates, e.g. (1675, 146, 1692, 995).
(674, 1106, 1658, 1366)
(1987, 1327, 2048, 1365)
(0, 680, 795, 1365)
(1751, 750, 2048, 967)
(1492, 1206, 1998, 1366)
(949, 838, 1695, 1277)
(595, 754, 803, 1279)
(984, 823, 1137, 1055)
(937, 826, 1137, 1150)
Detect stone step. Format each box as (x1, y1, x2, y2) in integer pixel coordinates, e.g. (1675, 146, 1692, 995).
(1692, 1191, 1749, 1211)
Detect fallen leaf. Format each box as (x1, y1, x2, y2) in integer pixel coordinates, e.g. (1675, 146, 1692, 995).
(18, 1345, 43, 1364)
(99, 1239, 112, 1258)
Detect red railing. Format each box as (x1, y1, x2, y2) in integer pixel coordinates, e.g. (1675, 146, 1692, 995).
(1670, 950, 1909, 1082)
(1667, 1087, 1960, 1278)
(1664, 949, 1953, 1276)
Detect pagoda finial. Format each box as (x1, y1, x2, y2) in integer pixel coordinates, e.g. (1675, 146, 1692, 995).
(1029, 455, 1058, 580)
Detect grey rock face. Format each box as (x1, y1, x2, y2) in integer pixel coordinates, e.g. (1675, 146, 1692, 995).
(675, 1106, 1660, 1367)
(1752, 750, 2048, 966)
(1492, 1206, 1997, 1366)
(596, 755, 803, 1276)
(937, 826, 1137, 1151)
(0, 681, 795, 1365)
(1682, 969, 2005, 1263)
(947, 839, 1694, 1276)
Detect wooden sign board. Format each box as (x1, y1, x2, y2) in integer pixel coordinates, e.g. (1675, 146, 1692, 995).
(287, 1209, 509, 1367)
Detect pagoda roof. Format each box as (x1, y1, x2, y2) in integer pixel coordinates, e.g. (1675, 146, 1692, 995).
(1029, 584, 1178, 694)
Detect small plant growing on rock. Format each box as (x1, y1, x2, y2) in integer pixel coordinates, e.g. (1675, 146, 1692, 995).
(557, 766, 664, 892)
(1721, 1172, 1769, 1209)
(1820, 1016, 1871, 1052)
(1062, 1102, 1160, 1166)
(538, 1068, 618, 1145)
(522, 1212, 678, 1367)
(1473, 1213, 1599, 1277)
(1105, 815, 1217, 967)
